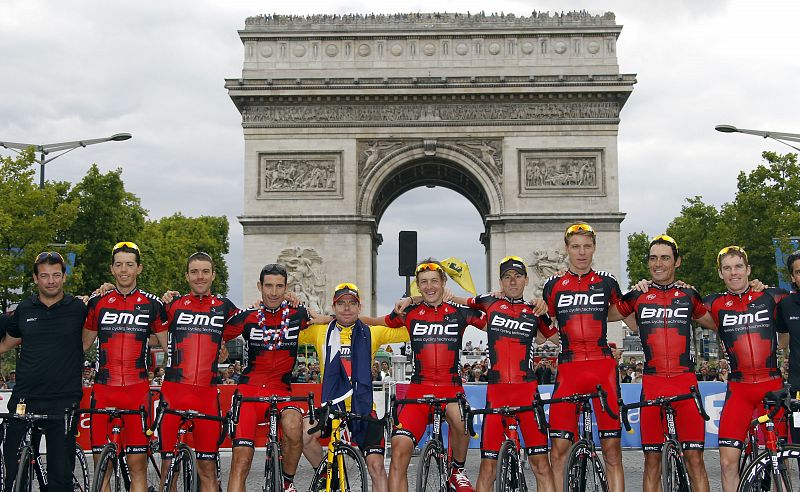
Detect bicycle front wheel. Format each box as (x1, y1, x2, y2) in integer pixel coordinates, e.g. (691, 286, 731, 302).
(416, 440, 447, 492)
(496, 440, 525, 492)
(563, 441, 609, 492)
(263, 441, 283, 492)
(327, 442, 368, 492)
(12, 446, 35, 492)
(91, 444, 122, 492)
(661, 440, 690, 492)
(73, 444, 90, 492)
(164, 444, 198, 492)
(738, 444, 800, 492)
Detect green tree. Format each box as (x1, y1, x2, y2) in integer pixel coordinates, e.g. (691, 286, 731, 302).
(626, 231, 649, 288)
(135, 214, 230, 296)
(66, 164, 147, 294)
(0, 149, 81, 310)
(665, 196, 724, 295)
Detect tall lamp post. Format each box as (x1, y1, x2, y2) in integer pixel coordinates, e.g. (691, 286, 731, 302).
(715, 124, 800, 152)
(0, 133, 132, 188)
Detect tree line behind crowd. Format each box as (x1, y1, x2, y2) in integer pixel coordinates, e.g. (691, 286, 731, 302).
(626, 151, 800, 293)
(0, 150, 230, 373)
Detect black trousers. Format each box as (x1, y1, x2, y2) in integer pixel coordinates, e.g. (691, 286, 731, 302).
(3, 395, 79, 492)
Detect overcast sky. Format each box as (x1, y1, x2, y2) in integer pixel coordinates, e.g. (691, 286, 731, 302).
(2, 0, 799, 325)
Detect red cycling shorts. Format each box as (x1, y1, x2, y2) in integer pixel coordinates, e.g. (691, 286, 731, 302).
(719, 378, 787, 449)
(481, 382, 547, 459)
(640, 373, 705, 453)
(392, 384, 464, 446)
(90, 382, 150, 454)
(159, 382, 221, 460)
(549, 358, 621, 441)
(232, 384, 305, 448)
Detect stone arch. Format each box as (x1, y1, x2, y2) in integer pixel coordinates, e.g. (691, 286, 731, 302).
(358, 143, 503, 223)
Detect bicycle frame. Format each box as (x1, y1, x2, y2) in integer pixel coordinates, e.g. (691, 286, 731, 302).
(468, 405, 536, 487)
(80, 406, 149, 490)
(0, 409, 72, 490)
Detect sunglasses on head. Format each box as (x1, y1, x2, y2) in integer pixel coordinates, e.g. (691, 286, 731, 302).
(650, 234, 679, 252)
(415, 262, 442, 274)
(717, 245, 748, 267)
(564, 223, 595, 238)
(34, 251, 64, 265)
(501, 255, 525, 263)
(112, 241, 140, 253)
(335, 282, 359, 292)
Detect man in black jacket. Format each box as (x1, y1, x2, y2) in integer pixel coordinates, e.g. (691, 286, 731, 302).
(0, 252, 87, 492)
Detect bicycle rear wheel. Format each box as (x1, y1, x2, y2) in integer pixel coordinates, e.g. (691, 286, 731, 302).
(661, 440, 690, 492)
(737, 444, 800, 492)
(91, 445, 122, 492)
(496, 440, 526, 492)
(73, 444, 90, 492)
(563, 441, 609, 492)
(416, 440, 447, 492)
(263, 441, 283, 492)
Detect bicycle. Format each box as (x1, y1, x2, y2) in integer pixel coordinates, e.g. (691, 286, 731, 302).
(467, 402, 541, 492)
(390, 393, 471, 492)
(80, 405, 161, 492)
(534, 384, 616, 492)
(230, 391, 315, 492)
(0, 405, 89, 492)
(619, 385, 710, 492)
(147, 399, 229, 492)
(306, 402, 381, 492)
(737, 387, 800, 492)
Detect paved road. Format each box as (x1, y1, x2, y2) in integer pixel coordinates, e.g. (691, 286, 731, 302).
(217, 448, 725, 491)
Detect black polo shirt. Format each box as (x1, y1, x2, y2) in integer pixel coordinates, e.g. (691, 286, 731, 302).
(6, 294, 87, 401)
(778, 292, 800, 390)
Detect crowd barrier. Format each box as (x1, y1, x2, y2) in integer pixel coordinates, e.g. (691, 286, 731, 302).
(0, 381, 728, 450)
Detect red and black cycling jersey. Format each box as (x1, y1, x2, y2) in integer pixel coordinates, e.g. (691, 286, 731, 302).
(542, 270, 623, 364)
(617, 283, 707, 377)
(467, 294, 554, 384)
(385, 301, 486, 385)
(163, 294, 240, 387)
(777, 292, 800, 390)
(225, 303, 311, 390)
(84, 288, 168, 386)
(704, 287, 787, 383)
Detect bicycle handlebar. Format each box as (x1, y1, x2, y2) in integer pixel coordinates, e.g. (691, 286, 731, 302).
(230, 392, 315, 426)
(390, 393, 472, 436)
(535, 385, 618, 421)
(306, 402, 383, 435)
(146, 400, 229, 438)
(750, 387, 800, 428)
(619, 386, 709, 432)
(467, 404, 539, 439)
(79, 405, 149, 435)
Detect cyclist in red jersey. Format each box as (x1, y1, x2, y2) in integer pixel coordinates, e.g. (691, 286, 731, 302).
(361, 259, 487, 492)
(225, 263, 318, 492)
(542, 223, 625, 492)
(158, 252, 240, 492)
(447, 256, 556, 492)
(82, 242, 169, 492)
(703, 246, 789, 492)
(615, 235, 715, 492)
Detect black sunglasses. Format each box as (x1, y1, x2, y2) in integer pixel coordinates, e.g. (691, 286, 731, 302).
(261, 263, 287, 276)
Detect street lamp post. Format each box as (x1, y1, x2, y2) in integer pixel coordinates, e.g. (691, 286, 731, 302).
(715, 124, 800, 152)
(0, 133, 132, 188)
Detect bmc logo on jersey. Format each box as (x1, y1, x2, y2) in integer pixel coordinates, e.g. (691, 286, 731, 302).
(640, 307, 689, 319)
(175, 312, 224, 328)
(490, 315, 534, 333)
(557, 293, 604, 308)
(100, 311, 149, 327)
(721, 310, 769, 327)
(249, 325, 299, 341)
(412, 323, 459, 336)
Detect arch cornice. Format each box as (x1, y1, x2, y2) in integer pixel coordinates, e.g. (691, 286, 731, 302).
(357, 142, 503, 222)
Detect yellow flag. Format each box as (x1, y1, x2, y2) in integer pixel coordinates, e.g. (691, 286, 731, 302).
(408, 257, 477, 296)
(441, 257, 477, 295)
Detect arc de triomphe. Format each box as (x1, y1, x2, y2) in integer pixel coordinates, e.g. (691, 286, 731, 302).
(226, 11, 636, 320)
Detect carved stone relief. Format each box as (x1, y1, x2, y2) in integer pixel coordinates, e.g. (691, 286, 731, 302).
(258, 152, 342, 198)
(519, 149, 605, 197)
(243, 101, 620, 127)
(277, 247, 327, 314)
(356, 138, 503, 184)
(527, 249, 568, 298)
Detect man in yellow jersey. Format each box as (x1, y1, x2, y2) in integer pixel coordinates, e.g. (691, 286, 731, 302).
(300, 283, 409, 492)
